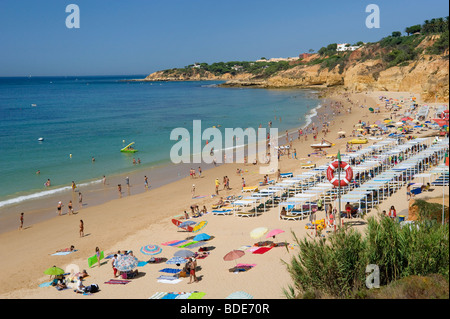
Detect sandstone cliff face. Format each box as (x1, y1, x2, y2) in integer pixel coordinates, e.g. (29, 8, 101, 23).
(142, 37, 449, 102)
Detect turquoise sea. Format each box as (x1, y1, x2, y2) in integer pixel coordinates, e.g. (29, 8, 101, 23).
(0, 75, 321, 209)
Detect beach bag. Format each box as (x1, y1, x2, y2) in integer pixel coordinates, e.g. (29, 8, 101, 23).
(85, 284, 99, 293)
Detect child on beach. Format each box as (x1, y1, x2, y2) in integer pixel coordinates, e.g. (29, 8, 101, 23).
(95, 247, 101, 267)
(191, 184, 196, 198)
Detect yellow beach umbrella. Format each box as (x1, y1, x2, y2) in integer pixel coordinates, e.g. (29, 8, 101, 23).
(250, 227, 268, 239)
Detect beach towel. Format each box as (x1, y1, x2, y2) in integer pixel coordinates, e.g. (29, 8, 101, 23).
(157, 275, 178, 281)
(159, 268, 181, 274)
(192, 195, 207, 199)
(161, 240, 181, 246)
(149, 292, 168, 299)
(168, 240, 187, 247)
(161, 293, 178, 299)
(187, 292, 206, 299)
(157, 279, 182, 284)
(178, 241, 199, 248)
(236, 263, 256, 268)
(246, 247, 260, 253)
(237, 245, 251, 251)
(51, 251, 75, 256)
(39, 282, 52, 288)
(104, 279, 131, 285)
(175, 293, 192, 299)
(137, 261, 148, 267)
(252, 247, 272, 254)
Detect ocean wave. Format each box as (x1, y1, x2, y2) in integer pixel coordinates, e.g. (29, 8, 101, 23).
(0, 179, 102, 209)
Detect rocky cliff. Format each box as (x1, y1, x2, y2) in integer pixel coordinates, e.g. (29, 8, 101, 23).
(142, 35, 449, 102)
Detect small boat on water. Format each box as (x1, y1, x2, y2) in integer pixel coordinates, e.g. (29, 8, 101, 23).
(121, 142, 138, 153)
(38, 137, 44, 141)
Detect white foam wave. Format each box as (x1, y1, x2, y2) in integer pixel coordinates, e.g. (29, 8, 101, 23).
(0, 179, 102, 209)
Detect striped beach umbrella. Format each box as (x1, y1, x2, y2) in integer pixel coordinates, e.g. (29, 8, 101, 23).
(140, 244, 162, 255)
(115, 255, 139, 272)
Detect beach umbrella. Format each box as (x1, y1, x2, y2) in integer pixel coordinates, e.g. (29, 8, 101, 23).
(166, 256, 188, 265)
(174, 250, 195, 258)
(140, 244, 162, 255)
(193, 233, 211, 241)
(115, 255, 139, 272)
(44, 266, 65, 276)
(226, 291, 254, 299)
(223, 250, 245, 262)
(266, 229, 285, 239)
(179, 220, 196, 228)
(250, 227, 268, 239)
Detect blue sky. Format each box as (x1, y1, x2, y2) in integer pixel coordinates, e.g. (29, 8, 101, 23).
(0, 0, 448, 76)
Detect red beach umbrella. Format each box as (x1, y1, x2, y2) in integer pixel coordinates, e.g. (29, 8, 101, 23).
(223, 250, 245, 261)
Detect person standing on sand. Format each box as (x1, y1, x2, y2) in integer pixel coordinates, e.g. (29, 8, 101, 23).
(144, 176, 149, 189)
(19, 212, 24, 230)
(215, 178, 220, 195)
(95, 247, 101, 267)
(57, 201, 63, 216)
(198, 167, 202, 178)
(188, 257, 198, 284)
(102, 175, 106, 185)
(79, 220, 84, 237)
(78, 192, 83, 209)
(68, 200, 73, 215)
(191, 184, 195, 198)
(118, 184, 122, 197)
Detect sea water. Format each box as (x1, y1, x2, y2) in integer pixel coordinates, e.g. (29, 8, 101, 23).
(0, 75, 320, 209)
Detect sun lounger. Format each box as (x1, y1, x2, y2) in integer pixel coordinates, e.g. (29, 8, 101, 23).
(280, 173, 293, 178)
(236, 211, 260, 218)
(242, 186, 258, 193)
(212, 209, 233, 215)
(280, 214, 303, 221)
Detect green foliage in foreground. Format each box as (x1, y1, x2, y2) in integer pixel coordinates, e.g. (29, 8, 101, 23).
(283, 214, 449, 299)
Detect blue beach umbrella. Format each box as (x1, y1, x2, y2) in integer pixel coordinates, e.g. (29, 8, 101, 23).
(174, 250, 195, 258)
(193, 233, 211, 241)
(166, 256, 188, 265)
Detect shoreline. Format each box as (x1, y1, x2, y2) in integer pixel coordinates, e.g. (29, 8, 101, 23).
(0, 88, 325, 235)
(0, 89, 447, 299)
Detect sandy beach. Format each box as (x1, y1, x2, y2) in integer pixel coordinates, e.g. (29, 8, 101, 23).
(0, 89, 447, 299)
